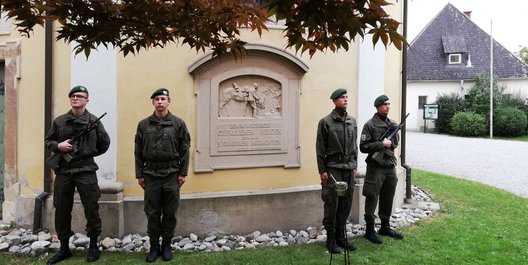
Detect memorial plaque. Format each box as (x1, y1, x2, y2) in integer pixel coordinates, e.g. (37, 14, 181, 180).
(190, 45, 306, 172)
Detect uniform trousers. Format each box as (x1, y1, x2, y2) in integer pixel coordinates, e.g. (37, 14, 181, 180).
(321, 168, 354, 233)
(144, 174, 180, 239)
(363, 164, 398, 224)
(53, 171, 101, 241)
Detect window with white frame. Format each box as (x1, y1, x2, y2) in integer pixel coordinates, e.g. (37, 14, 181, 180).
(448, 53, 462, 64)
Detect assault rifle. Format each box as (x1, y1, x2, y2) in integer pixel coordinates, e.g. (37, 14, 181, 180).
(46, 112, 107, 169)
(371, 113, 409, 166)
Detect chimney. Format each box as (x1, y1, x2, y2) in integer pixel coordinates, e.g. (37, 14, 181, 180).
(463, 11, 472, 18)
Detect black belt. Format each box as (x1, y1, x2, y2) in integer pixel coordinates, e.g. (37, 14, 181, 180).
(146, 159, 179, 169)
(326, 154, 353, 163)
(60, 157, 95, 168)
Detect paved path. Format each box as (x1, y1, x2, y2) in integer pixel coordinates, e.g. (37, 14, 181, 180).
(405, 131, 528, 198)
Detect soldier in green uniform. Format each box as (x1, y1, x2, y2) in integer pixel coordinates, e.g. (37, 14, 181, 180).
(134, 88, 190, 263)
(360, 95, 404, 244)
(316, 88, 358, 254)
(45, 85, 110, 264)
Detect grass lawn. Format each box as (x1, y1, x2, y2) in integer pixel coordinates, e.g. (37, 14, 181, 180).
(505, 135, 528, 142)
(1, 169, 527, 264)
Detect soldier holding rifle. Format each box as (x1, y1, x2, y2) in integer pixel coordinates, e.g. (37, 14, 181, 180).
(44, 85, 110, 264)
(360, 95, 404, 244)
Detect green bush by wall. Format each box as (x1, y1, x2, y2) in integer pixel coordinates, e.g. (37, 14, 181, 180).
(451, 111, 486, 136)
(493, 107, 528, 137)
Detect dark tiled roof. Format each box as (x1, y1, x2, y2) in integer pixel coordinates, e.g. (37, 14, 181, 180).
(407, 3, 528, 81)
(441, 35, 467, 53)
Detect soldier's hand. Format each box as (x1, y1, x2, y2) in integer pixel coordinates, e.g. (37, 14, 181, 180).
(320, 172, 328, 186)
(137, 178, 145, 190)
(383, 138, 392, 148)
(178, 175, 186, 187)
(57, 139, 73, 152)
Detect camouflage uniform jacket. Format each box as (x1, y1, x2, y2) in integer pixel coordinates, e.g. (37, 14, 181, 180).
(45, 110, 110, 174)
(316, 108, 358, 174)
(360, 113, 399, 167)
(134, 111, 190, 178)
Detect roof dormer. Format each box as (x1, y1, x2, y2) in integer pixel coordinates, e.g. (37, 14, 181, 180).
(442, 35, 467, 65)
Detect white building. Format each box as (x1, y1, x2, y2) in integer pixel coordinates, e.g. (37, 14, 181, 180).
(406, 3, 528, 132)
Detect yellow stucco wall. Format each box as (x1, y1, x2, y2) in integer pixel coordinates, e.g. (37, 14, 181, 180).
(0, 22, 72, 196)
(1, 1, 402, 199)
(115, 28, 362, 197)
(1, 25, 45, 195)
(20, 56, 42, 194)
(0, 24, 70, 194)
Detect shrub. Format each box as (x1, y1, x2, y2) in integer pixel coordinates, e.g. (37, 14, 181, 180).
(493, 107, 527, 137)
(501, 92, 528, 134)
(434, 93, 465, 134)
(451, 111, 486, 136)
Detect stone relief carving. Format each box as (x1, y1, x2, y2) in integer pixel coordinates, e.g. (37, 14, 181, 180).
(218, 77, 281, 118)
(190, 45, 306, 171)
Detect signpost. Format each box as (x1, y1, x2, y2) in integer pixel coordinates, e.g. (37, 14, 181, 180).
(423, 104, 438, 132)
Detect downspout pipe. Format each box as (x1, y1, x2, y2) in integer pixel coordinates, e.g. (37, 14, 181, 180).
(401, 0, 413, 202)
(34, 19, 53, 232)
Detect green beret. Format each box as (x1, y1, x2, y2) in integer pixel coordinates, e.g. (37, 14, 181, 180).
(330, 88, 347, 99)
(68, 85, 89, 97)
(374, 95, 389, 107)
(150, 88, 170, 99)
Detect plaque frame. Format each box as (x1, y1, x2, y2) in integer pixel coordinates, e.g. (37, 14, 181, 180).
(189, 45, 308, 172)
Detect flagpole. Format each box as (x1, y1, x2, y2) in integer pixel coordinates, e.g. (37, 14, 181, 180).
(490, 19, 494, 139)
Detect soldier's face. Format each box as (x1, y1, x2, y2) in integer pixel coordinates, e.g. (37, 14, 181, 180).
(333, 94, 348, 109)
(152, 95, 171, 111)
(69, 92, 89, 108)
(377, 101, 391, 116)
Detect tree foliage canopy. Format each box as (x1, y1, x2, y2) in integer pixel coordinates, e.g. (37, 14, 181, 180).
(1, 0, 405, 58)
(465, 74, 505, 121)
(519, 46, 528, 65)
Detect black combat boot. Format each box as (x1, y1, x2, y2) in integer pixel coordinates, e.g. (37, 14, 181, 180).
(161, 237, 173, 261)
(86, 236, 101, 262)
(146, 238, 161, 263)
(47, 239, 72, 264)
(379, 219, 404, 239)
(325, 231, 341, 254)
(335, 227, 357, 251)
(364, 222, 383, 244)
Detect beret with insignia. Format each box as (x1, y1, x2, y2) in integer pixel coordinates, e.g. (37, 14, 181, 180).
(330, 88, 347, 99)
(68, 85, 89, 97)
(150, 88, 170, 99)
(374, 95, 389, 107)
